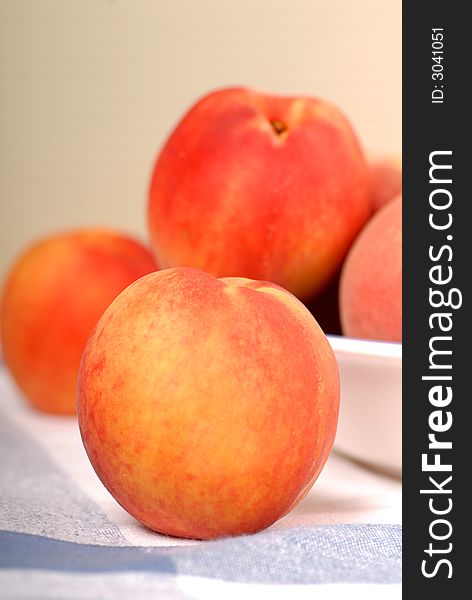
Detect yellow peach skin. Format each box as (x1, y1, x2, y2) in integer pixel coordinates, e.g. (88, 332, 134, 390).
(77, 267, 340, 539)
(0, 230, 158, 414)
(148, 87, 372, 301)
(340, 196, 402, 342)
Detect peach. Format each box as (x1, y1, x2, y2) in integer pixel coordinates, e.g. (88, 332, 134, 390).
(148, 87, 372, 300)
(339, 197, 402, 342)
(77, 267, 339, 539)
(304, 272, 342, 336)
(0, 229, 158, 414)
(368, 155, 402, 212)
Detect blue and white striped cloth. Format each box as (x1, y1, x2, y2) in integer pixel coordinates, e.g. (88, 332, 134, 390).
(0, 367, 401, 599)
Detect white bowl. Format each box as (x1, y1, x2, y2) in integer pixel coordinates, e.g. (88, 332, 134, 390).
(327, 335, 402, 476)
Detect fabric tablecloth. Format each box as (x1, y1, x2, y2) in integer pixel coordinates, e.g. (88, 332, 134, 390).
(0, 366, 401, 599)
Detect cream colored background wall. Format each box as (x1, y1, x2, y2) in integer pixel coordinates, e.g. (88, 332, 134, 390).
(0, 0, 401, 282)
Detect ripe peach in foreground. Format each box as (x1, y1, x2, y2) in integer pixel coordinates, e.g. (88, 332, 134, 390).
(77, 267, 340, 539)
(340, 196, 402, 342)
(0, 229, 157, 414)
(368, 155, 402, 212)
(148, 87, 372, 300)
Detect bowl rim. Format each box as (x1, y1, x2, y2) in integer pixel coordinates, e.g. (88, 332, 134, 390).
(327, 334, 402, 360)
